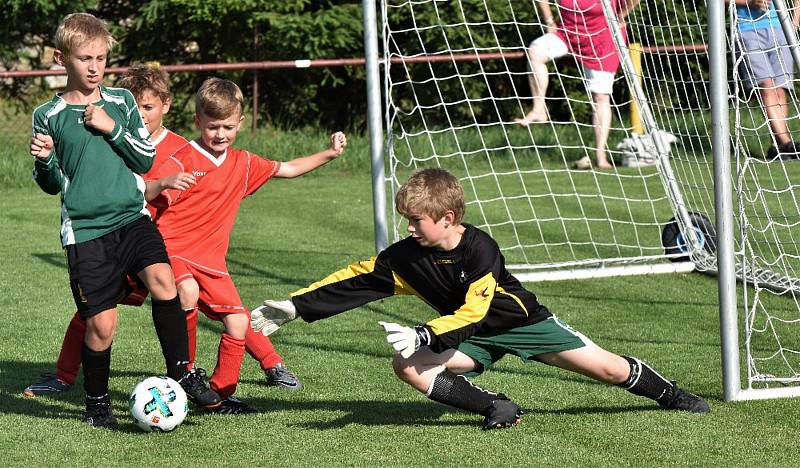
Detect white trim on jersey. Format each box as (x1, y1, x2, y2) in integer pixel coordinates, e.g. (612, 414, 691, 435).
(133, 173, 151, 218)
(150, 128, 169, 146)
(60, 174, 75, 246)
(170, 255, 230, 277)
(190, 140, 227, 167)
(124, 132, 156, 157)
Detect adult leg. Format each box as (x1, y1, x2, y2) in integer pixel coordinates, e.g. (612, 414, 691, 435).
(592, 92, 613, 169)
(515, 42, 553, 126)
(759, 79, 792, 147)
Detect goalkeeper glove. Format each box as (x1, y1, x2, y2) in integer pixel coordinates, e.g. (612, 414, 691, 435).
(251, 299, 297, 336)
(378, 321, 431, 358)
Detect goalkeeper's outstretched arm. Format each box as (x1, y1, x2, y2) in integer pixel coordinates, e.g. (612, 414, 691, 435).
(251, 256, 398, 336)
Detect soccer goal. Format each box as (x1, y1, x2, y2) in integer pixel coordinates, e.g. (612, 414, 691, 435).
(361, 0, 800, 400)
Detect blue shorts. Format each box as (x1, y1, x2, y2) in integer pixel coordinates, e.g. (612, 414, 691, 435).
(737, 27, 794, 90)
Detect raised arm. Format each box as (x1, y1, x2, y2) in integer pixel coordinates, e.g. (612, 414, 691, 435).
(275, 132, 346, 178)
(83, 91, 156, 174)
(30, 113, 63, 195)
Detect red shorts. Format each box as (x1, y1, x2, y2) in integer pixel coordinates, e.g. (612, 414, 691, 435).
(170, 256, 247, 320)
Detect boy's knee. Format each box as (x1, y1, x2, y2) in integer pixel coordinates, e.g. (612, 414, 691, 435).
(176, 280, 199, 309)
(391, 354, 418, 382)
(141, 265, 177, 299)
(600, 356, 633, 384)
(223, 312, 249, 339)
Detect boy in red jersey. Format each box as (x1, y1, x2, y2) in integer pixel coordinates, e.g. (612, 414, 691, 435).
(149, 77, 346, 413)
(25, 66, 302, 399)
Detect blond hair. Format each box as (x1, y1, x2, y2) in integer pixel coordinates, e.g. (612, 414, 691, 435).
(195, 77, 244, 120)
(54, 13, 116, 56)
(395, 168, 465, 224)
(118, 63, 171, 103)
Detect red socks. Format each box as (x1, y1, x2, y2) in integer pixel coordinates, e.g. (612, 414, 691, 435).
(56, 311, 85, 385)
(209, 332, 245, 399)
(245, 325, 282, 370)
(185, 307, 198, 369)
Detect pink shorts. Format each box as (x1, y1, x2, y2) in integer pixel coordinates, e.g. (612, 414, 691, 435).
(170, 256, 247, 320)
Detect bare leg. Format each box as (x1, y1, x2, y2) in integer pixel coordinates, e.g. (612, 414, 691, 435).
(536, 342, 630, 384)
(84, 308, 118, 351)
(515, 43, 551, 126)
(592, 92, 613, 169)
(391, 348, 476, 393)
(759, 79, 791, 147)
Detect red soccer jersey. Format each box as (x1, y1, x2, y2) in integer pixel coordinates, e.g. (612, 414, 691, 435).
(147, 128, 189, 177)
(554, 0, 627, 72)
(144, 128, 189, 218)
(151, 141, 281, 275)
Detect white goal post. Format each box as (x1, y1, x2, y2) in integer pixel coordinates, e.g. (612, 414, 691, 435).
(361, 0, 800, 401)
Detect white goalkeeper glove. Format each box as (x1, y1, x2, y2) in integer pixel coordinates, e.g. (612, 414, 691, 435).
(378, 321, 431, 358)
(251, 299, 297, 336)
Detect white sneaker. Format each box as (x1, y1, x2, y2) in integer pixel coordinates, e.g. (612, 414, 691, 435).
(573, 156, 592, 170)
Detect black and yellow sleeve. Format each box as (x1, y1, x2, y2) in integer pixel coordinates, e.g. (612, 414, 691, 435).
(291, 255, 418, 322)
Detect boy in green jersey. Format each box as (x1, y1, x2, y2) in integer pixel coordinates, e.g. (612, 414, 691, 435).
(29, 13, 219, 427)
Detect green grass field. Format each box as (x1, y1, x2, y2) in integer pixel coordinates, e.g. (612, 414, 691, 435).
(2, 171, 799, 467)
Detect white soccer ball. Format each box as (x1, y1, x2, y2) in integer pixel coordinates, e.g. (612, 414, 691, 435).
(128, 376, 189, 432)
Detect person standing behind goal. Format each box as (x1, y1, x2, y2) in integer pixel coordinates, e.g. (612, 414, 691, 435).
(732, 0, 800, 160)
(29, 13, 219, 427)
(514, 0, 640, 170)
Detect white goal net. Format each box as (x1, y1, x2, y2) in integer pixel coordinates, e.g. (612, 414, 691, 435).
(378, 0, 800, 397)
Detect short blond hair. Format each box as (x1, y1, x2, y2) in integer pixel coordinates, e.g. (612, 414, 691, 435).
(54, 13, 116, 56)
(395, 168, 465, 224)
(118, 63, 171, 103)
(195, 77, 244, 120)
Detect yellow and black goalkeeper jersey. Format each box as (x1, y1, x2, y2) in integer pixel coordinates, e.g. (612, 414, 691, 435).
(291, 224, 551, 352)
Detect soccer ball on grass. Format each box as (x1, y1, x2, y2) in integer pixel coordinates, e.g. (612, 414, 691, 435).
(128, 376, 189, 432)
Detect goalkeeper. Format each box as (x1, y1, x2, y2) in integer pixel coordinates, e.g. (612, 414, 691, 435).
(252, 168, 710, 430)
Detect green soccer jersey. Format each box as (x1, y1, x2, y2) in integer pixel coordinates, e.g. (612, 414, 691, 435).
(31, 85, 156, 246)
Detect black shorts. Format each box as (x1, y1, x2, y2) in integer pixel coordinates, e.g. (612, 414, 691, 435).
(65, 216, 170, 318)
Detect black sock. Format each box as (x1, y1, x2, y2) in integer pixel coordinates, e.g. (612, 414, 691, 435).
(618, 356, 676, 405)
(152, 296, 190, 380)
(427, 370, 506, 416)
(81, 343, 111, 400)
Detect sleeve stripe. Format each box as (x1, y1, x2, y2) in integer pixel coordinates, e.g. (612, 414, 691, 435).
(426, 272, 496, 336)
(124, 133, 156, 157)
(291, 258, 378, 296)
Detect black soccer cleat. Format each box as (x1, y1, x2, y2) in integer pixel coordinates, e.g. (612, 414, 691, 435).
(23, 373, 72, 397)
(660, 384, 710, 414)
(264, 363, 302, 391)
(178, 368, 222, 407)
(83, 396, 117, 428)
(482, 398, 523, 430)
(204, 396, 260, 415)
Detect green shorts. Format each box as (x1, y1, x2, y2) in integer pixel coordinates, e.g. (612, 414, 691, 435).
(457, 316, 590, 377)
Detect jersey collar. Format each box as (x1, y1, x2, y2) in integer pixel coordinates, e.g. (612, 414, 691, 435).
(190, 140, 227, 167)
